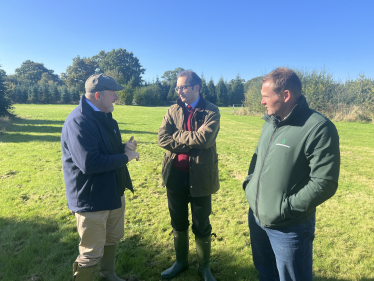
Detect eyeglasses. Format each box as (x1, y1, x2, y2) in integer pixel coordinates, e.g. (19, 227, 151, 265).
(175, 84, 196, 92)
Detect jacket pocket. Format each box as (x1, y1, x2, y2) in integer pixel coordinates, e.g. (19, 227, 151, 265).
(281, 193, 293, 219)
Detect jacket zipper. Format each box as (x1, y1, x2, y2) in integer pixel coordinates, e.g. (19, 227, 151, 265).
(255, 123, 279, 224)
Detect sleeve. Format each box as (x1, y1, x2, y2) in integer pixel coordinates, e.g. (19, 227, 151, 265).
(172, 108, 220, 149)
(64, 118, 128, 175)
(242, 147, 258, 190)
(283, 121, 341, 216)
(158, 109, 191, 153)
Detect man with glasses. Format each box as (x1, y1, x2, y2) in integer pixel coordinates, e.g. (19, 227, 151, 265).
(158, 70, 220, 281)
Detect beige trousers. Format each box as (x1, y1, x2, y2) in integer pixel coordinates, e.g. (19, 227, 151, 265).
(74, 196, 125, 267)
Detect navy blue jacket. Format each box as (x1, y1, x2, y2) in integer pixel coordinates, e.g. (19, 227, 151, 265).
(61, 95, 129, 212)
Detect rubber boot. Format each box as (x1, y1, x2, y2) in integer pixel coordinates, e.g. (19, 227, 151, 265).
(73, 262, 97, 281)
(99, 245, 125, 281)
(161, 230, 189, 279)
(196, 236, 216, 281)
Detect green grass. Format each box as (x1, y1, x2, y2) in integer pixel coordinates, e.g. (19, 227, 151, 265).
(0, 104, 373, 281)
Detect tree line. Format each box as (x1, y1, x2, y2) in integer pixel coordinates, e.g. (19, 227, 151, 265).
(0, 47, 373, 121)
(245, 69, 374, 121)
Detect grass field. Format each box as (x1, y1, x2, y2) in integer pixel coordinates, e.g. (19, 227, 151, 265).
(0, 104, 373, 281)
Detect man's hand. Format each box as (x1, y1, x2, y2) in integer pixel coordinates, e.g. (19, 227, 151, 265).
(125, 136, 138, 152)
(125, 150, 140, 162)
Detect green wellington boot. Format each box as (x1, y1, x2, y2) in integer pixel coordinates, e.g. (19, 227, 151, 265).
(73, 262, 98, 281)
(161, 230, 189, 279)
(196, 236, 216, 281)
(99, 245, 125, 281)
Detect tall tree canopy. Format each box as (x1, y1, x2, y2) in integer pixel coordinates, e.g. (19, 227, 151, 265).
(14, 60, 59, 84)
(161, 67, 185, 85)
(63, 56, 98, 92)
(93, 48, 145, 86)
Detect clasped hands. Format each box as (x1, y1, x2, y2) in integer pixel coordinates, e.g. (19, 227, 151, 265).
(124, 136, 139, 162)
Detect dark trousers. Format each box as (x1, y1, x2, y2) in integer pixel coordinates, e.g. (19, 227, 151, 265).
(166, 168, 212, 237)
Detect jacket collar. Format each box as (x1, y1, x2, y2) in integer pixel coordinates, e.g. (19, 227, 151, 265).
(262, 95, 309, 125)
(176, 95, 207, 112)
(79, 94, 109, 119)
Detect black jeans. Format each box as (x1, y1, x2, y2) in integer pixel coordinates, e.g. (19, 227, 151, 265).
(166, 168, 212, 237)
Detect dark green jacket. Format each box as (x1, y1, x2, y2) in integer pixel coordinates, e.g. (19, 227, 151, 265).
(158, 96, 220, 197)
(243, 96, 340, 228)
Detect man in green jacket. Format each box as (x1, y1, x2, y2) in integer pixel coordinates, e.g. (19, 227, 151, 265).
(243, 67, 340, 281)
(158, 70, 220, 281)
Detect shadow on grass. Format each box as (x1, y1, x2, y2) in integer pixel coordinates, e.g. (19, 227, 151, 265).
(116, 234, 259, 281)
(0, 215, 78, 281)
(0, 116, 157, 143)
(0, 215, 367, 281)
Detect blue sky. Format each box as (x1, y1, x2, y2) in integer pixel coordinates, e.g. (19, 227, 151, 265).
(1, 0, 373, 83)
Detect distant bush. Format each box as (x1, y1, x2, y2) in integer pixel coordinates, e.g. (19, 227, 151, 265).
(242, 68, 374, 123)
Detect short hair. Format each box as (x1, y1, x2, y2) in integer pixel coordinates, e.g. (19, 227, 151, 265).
(262, 67, 302, 98)
(177, 70, 202, 92)
(85, 90, 107, 99)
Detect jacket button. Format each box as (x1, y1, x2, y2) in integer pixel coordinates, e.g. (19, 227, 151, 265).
(190, 186, 193, 188)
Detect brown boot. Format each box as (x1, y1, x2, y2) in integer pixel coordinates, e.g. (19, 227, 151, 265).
(99, 245, 125, 281)
(73, 262, 97, 281)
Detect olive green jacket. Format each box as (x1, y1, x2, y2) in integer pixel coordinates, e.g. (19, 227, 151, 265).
(158, 96, 220, 197)
(243, 96, 340, 228)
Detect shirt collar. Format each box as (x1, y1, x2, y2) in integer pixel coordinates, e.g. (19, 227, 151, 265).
(185, 95, 200, 109)
(86, 98, 100, 111)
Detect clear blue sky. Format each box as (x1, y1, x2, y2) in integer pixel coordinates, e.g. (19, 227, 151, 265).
(1, 0, 373, 83)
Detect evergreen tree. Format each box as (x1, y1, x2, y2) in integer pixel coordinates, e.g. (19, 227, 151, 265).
(49, 84, 60, 103)
(207, 79, 216, 104)
(231, 74, 245, 105)
(28, 85, 39, 103)
(60, 86, 71, 103)
(200, 77, 209, 100)
(70, 87, 80, 102)
(0, 68, 13, 116)
(167, 84, 178, 101)
(216, 78, 228, 106)
(39, 84, 51, 104)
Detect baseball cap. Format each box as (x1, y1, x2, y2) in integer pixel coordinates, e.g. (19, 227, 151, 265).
(85, 74, 124, 93)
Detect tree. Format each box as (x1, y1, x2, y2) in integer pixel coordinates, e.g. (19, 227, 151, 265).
(216, 78, 229, 106)
(200, 76, 209, 100)
(93, 48, 145, 86)
(60, 86, 71, 103)
(15, 60, 59, 84)
(118, 77, 136, 105)
(0, 67, 13, 116)
(161, 67, 185, 85)
(49, 84, 60, 104)
(230, 74, 245, 105)
(28, 85, 39, 103)
(243, 76, 263, 113)
(63, 56, 98, 92)
(207, 79, 216, 104)
(39, 84, 51, 104)
(167, 84, 178, 101)
(70, 87, 81, 102)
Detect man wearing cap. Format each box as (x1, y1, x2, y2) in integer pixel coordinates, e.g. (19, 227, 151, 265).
(158, 70, 220, 281)
(61, 74, 139, 281)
